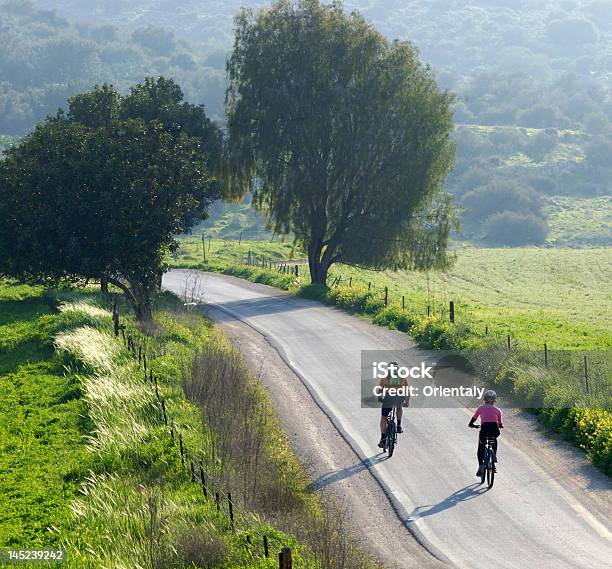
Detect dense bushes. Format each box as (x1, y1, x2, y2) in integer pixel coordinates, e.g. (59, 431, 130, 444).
(459, 178, 550, 245)
(483, 211, 549, 246)
(538, 408, 612, 475)
(462, 180, 544, 224)
(480, 354, 612, 475)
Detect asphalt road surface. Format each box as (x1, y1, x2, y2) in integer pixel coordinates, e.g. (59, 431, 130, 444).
(163, 270, 612, 569)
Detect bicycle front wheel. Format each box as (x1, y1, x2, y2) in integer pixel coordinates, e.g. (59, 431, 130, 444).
(387, 424, 396, 457)
(487, 456, 495, 488)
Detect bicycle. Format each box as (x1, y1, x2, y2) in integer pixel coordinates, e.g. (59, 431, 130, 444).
(382, 406, 398, 457)
(470, 425, 497, 488)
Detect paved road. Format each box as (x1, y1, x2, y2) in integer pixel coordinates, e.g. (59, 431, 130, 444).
(163, 270, 612, 569)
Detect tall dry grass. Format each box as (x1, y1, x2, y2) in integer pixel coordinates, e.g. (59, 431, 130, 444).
(184, 340, 383, 569)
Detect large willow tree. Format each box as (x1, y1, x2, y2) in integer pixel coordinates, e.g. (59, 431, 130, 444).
(226, 0, 458, 284)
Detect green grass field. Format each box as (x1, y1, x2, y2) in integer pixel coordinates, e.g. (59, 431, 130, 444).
(172, 239, 611, 350)
(546, 196, 612, 247)
(0, 283, 92, 548)
(0, 282, 306, 566)
(325, 246, 611, 350)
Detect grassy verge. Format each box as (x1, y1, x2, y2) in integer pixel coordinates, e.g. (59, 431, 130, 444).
(0, 281, 381, 567)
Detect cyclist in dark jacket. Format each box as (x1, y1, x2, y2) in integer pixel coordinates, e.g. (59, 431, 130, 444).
(378, 362, 410, 448)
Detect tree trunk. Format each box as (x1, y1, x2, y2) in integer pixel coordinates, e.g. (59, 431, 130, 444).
(105, 275, 154, 323)
(312, 261, 329, 285)
(308, 240, 331, 285)
(132, 284, 154, 323)
(100, 277, 109, 295)
(134, 298, 153, 322)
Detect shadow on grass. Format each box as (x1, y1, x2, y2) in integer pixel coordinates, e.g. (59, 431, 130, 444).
(0, 296, 53, 326)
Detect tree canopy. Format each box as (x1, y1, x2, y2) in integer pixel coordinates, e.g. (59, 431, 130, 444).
(0, 77, 222, 319)
(226, 0, 457, 283)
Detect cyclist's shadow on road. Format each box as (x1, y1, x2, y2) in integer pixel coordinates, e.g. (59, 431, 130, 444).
(408, 483, 487, 520)
(308, 455, 387, 491)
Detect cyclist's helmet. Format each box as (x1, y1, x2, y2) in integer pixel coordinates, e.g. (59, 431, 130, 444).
(387, 361, 400, 379)
(483, 389, 497, 402)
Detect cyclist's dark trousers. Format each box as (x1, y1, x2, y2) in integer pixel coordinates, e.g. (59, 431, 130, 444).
(381, 396, 404, 416)
(478, 422, 500, 464)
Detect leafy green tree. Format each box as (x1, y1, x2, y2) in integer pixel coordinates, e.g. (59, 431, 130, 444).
(225, 0, 457, 284)
(132, 26, 176, 56)
(483, 211, 548, 246)
(461, 179, 544, 226)
(525, 131, 558, 162)
(0, 77, 222, 320)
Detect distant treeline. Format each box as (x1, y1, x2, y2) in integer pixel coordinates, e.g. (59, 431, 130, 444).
(0, 0, 225, 134)
(3, 0, 612, 247)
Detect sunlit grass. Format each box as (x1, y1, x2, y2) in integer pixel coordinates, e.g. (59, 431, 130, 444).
(171, 240, 611, 349)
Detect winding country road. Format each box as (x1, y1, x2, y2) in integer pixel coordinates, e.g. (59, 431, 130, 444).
(163, 270, 612, 569)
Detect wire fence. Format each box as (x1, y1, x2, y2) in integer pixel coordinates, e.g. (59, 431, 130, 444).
(173, 236, 610, 403)
(106, 292, 295, 568)
(241, 246, 610, 403)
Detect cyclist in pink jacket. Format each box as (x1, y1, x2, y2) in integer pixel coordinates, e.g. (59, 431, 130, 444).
(469, 390, 503, 477)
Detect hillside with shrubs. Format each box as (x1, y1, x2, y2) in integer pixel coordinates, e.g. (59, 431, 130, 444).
(4, 0, 611, 246)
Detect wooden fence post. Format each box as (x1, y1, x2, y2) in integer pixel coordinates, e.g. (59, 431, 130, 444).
(427, 305, 430, 317)
(402, 296, 405, 310)
(384, 287, 388, 306)
(190, 460, 196, 482)
(263, 535, 269, 558)
(179, 434, 184, 466)
(295, 265, 299, 277)
(279, 547, 292, 569)
(215, 492, 221, 511)
(160, 399, 167, 425)
(228, 492, 235, 531)
(544, 343, 548, 367)
(199, 463, 207, 497)
(449, 301, 455, 323)
(507, 335, 511, 350)
(368, 282, 371, 291)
